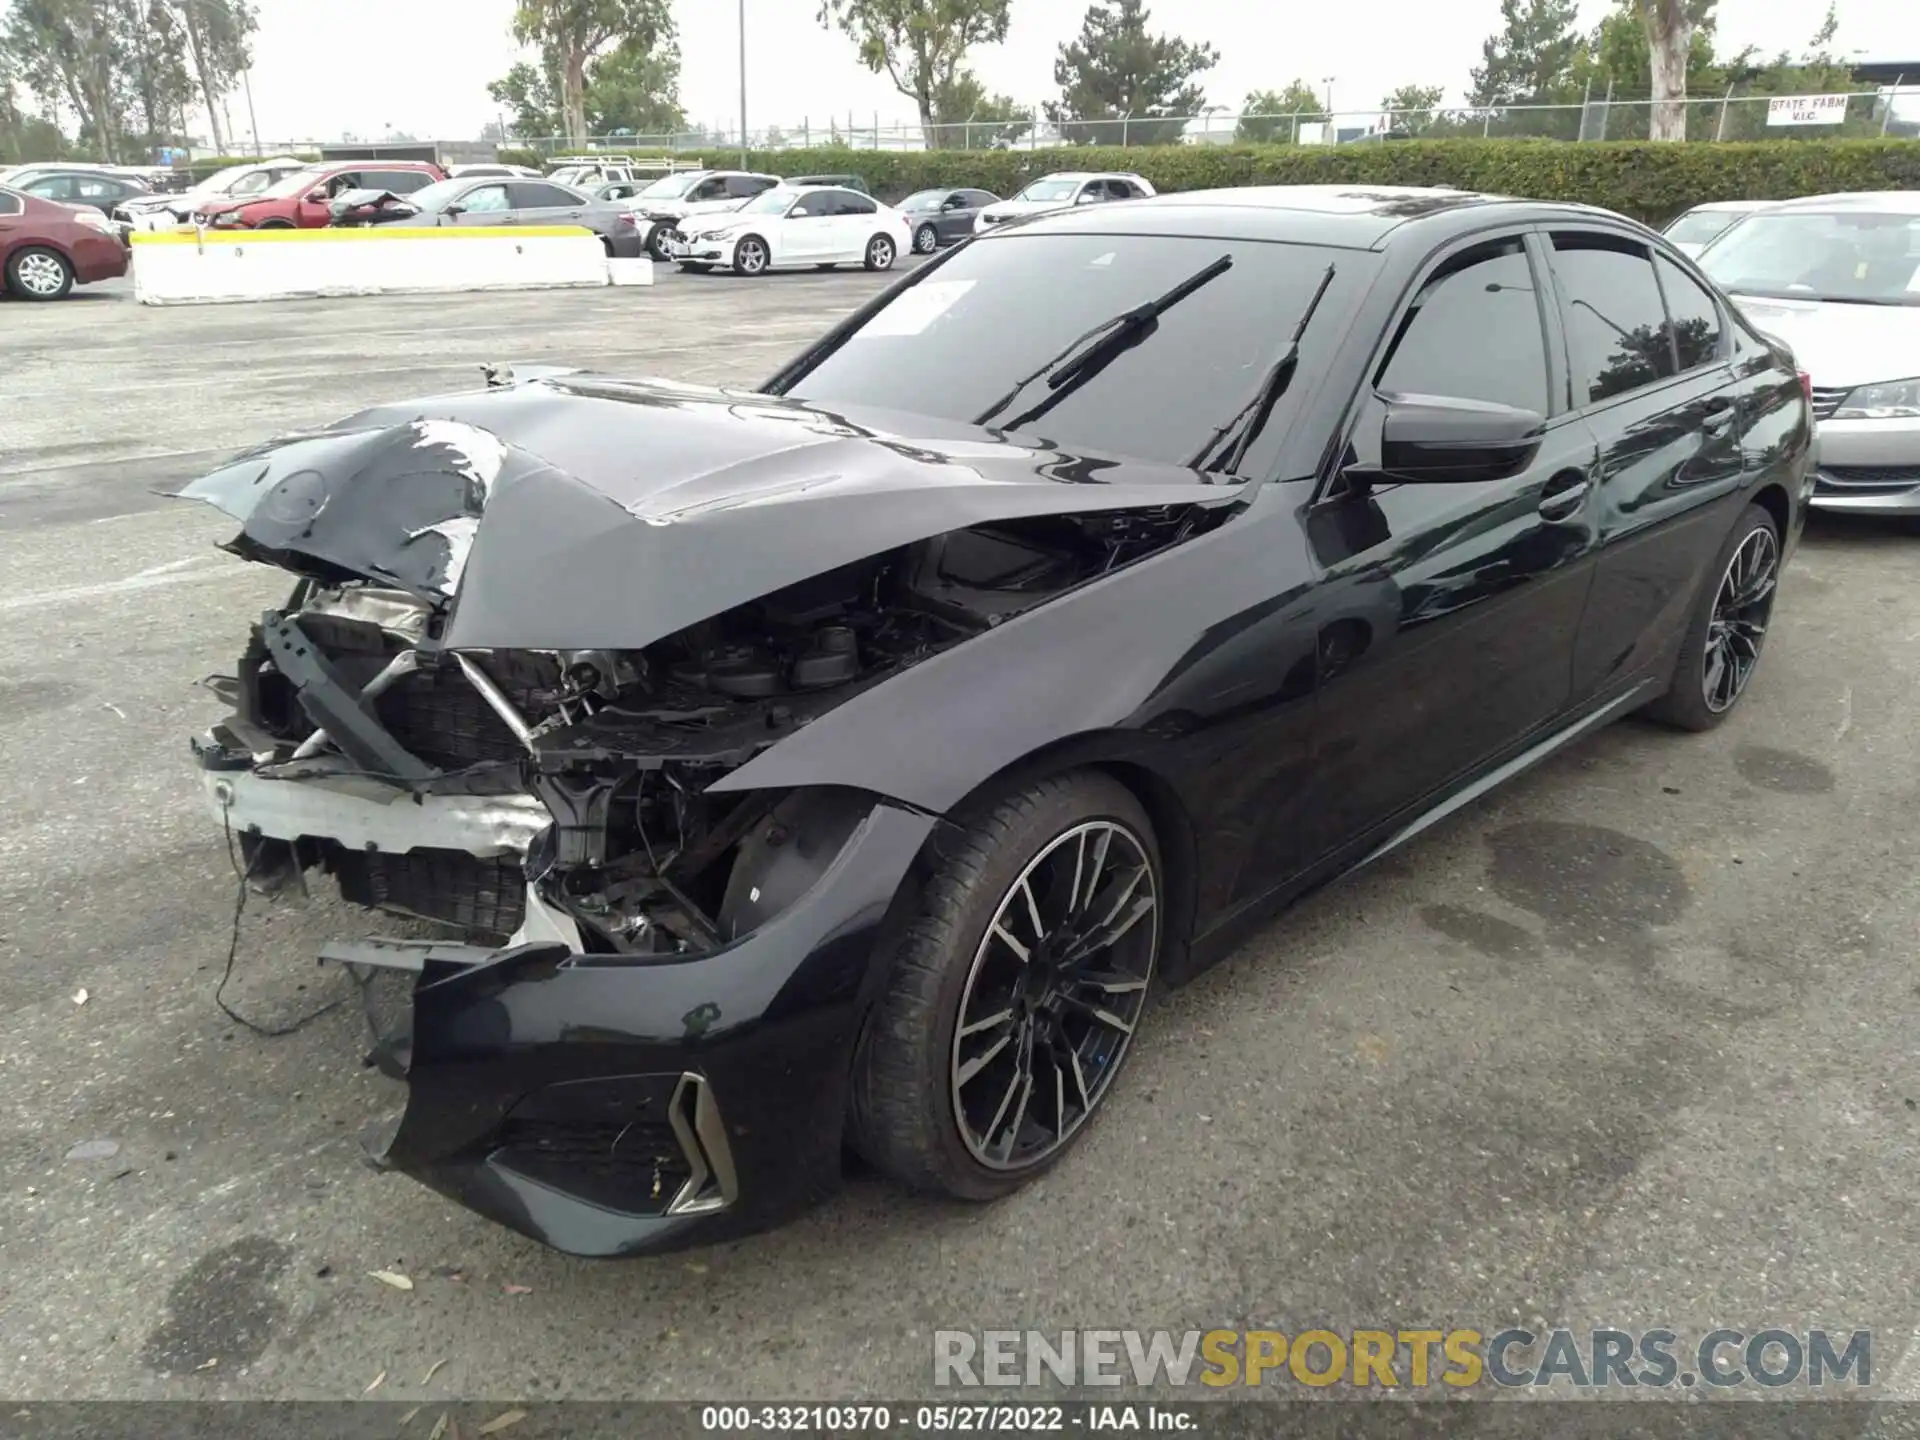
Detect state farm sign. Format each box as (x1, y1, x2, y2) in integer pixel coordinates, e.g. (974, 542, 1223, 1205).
(1766, 94, 1850, 126)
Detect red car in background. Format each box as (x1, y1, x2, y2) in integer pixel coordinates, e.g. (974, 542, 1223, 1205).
(195, 160, 446, 229)
(0, 185, 130, 300)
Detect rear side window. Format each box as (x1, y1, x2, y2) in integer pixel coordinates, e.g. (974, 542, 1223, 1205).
(1378, 239, 1550, 415)
(1654, 255, 1724, 371)
(511, 182, 583, 207)
(0, 190, 20, 215)
(834, 192, 877, 216)
(1550, 232, 1677, 406)
(725, 175, 774, 198)
(25, 175, 76, 200)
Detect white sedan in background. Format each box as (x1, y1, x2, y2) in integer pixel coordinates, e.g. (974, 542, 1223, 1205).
(671, 185, 911, 275)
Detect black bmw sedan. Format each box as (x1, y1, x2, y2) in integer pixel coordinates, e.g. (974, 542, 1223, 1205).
(176, 185, 1812, 1257)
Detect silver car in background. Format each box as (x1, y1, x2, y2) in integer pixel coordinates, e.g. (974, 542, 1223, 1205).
(1662, 199, 1772, 257)
(1698, 191, 1920, 516)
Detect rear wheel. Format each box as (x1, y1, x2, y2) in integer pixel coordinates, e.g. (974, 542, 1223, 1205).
(913, 223, 939, 254)
(850, 771, 1161, 1200)
(732, 235, 769, 275)
(5, 246, 72, 301)
(864, 233, 896, 271)
(646, 225, 674, 261)
(678, 262, 711, 274)
(1643, 502, 1781, 732)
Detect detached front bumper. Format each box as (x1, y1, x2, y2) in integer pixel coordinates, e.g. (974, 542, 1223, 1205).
(193, 712, 938, 1257)
(670, 234, 736, 266)
(1810, 416, 1920, 515)
(335, 801, 937, 1257)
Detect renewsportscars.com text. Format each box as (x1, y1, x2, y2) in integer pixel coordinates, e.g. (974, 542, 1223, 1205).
(934, 1328, 1873, 1390)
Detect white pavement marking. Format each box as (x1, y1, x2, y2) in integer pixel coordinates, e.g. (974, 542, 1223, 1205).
(0, 556, 233, 613)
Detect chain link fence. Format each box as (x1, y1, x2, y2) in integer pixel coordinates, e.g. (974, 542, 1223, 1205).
(178, 83, 1916, 170)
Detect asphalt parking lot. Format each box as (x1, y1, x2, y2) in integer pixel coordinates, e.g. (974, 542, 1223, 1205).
(2, 264, 1918, 1408)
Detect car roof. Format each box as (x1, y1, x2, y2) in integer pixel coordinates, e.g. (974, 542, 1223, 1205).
(993, 184, 1640, 250)
(1681, 199, 1772, 214)
(1757, 189, 1920, 215)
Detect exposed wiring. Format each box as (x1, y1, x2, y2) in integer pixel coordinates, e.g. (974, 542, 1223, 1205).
(215, 800, 353, 1038)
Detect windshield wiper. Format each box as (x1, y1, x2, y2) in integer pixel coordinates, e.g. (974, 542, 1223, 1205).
(972, 253, 1235, 431)
(1186, 263, 1337, 475)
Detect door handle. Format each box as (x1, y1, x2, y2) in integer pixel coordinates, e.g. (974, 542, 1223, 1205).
(1702, 399, 1737, 434)
(1538, 472, 1590, 522)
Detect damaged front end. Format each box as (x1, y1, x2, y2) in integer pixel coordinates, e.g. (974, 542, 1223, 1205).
(179, 378, 1241, 1253)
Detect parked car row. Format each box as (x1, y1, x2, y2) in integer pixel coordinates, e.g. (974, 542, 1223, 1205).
(0, 184, 130, 299)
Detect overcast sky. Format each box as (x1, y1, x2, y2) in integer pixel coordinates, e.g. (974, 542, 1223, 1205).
(237, 0, 1914, 144)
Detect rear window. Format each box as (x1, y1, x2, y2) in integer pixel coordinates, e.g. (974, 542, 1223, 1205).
(0, 189, 21, 216)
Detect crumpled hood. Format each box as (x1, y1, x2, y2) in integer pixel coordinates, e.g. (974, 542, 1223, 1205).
(1726, 294, 1920, 389)
(171, 373, 1242, 652)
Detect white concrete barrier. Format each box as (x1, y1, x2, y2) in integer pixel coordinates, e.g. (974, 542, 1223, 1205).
(130, 225, 649, 306)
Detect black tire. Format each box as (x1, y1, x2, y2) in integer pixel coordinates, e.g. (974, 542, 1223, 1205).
(1642, 501, 1782, 732)
(678, 262, 711, 274)
(913, 223, 939, 254)
(646, 225, 674, 261)
(254, 219, 295, 230)
(864, 233, 896, 271)
(849, 770, 1162, 1201)
(814, 263, 837, 271)
(732, 234, 769, 276)
(5, 245, 73, 301)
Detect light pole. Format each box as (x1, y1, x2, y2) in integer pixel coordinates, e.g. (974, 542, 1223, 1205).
(738, 0, 749, 166)
(1322, 75, 1336, 122)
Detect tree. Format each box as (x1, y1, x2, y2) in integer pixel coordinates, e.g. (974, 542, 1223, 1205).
(1636, 0, 1692, 140)
(1712, 4, 1881, 140)
(1047, 0, 1217, 147)
(113, 0, 194, 150)
(510, 0, 672, 148)
(816, 0, 1012, 147)
(1469, 0, 1584, 105)
(1235, 80, 1322, 143)
(929, 66, 1029, 147)
(1582, 0, 1716, 138)
(487, 58, 562, 137)
(1381, 83, 1447, 135)
(6, 0, 128, 158)
(584, 32, 683, 136)
(167, 0, 256, 155)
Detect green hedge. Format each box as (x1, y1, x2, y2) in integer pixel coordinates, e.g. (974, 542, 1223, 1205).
(561, 138, 1920, 225)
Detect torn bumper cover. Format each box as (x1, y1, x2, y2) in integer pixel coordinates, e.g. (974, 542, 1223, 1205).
(335, 800, 935, 1260)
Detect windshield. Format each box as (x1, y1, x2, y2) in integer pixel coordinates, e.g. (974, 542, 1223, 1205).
(1016, 178, 1080, 203)
(782, 233, 1365, 471)
(1700, 209, 1920, 305)
(638, 171, 702, 199)
(741, 188, 794, 216)
(548, 165, 590, 185)
(900, 189, 946, 211)
(262, 166, 328, 199)
(401, 179, 469, 212)
(1665, 209, 1747, 249)
(196, 163, 257, 195)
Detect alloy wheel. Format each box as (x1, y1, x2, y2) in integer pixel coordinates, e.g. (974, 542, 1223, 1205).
(950, 819, 1158, 1171)
(868, 235, 895, 269)
(1702, 524, 1778, 713)
(15, 251, 67, 297)
(914, 224, 937, 254)
(736, 237, 767, 274)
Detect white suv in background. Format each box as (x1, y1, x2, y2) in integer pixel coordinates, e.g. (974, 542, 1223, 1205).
(974, 172, 1156, 233)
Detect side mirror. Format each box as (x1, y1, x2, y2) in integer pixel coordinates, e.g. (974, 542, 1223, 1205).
(1377, 393, 1545, 483)
(305, 187, 329, 203)
(943, 196, 966, 210)
(1074, 191, 1102, 205)
(442, 203, 465, 216)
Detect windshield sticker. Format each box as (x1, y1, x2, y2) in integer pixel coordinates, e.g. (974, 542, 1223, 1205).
(856, 279, 977, 338)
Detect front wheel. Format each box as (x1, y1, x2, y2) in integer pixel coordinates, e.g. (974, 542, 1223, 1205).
(864, 233, 896, 271)
(254, 218, 295, 230)
(5, 245, 73, 301)
(646, 225, 675, 261)
(732, 235, 769, 276)
(849, 770, 1161, 1200)
(1642, 502, 1781, 732)
(913, 223, 939, 254)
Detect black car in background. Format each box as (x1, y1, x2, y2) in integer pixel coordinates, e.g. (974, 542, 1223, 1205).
(5, 166, 150, 215)
(898, 187, 1000, 252)
(175, 186, 1810, 1257)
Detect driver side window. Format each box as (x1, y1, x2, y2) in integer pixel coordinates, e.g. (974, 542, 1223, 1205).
(461, 185, 511, 213)
(790, 193, 827, 218)
(1377, 238, 1551, 416)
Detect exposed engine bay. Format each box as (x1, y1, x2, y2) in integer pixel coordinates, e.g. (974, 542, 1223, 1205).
(207, 504, 1232, 956)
